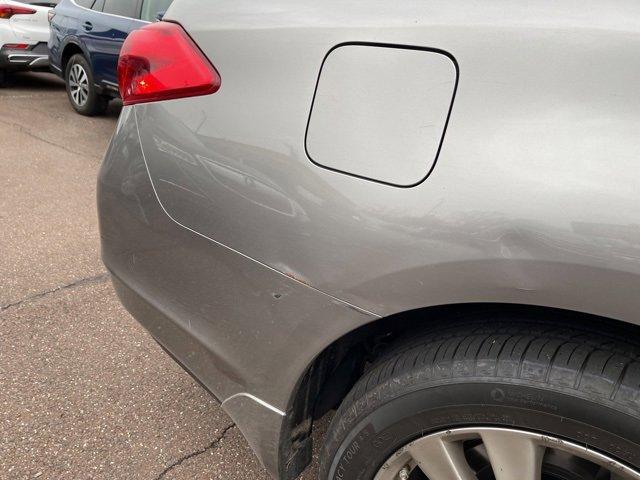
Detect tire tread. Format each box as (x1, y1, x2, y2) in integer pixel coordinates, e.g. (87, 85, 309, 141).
(320, 316, 640, 479)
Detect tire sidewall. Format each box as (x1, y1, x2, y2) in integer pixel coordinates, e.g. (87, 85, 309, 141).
(323, 379, 640, 480)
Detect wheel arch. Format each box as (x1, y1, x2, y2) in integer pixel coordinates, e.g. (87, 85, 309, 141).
(278, 302, 640, 479)
(60, 40, 89, 75)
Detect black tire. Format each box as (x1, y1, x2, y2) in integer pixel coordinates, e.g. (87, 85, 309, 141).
(320, 315, 640, 480)
(64, 53, 108, 116)
(0, 70, 6, 87)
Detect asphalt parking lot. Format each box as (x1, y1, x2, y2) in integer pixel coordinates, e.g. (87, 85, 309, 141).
(0, 73, 322, 479)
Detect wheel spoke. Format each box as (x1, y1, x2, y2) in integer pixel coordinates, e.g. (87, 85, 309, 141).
(407, 435, 477, 480)
(376, 427, 639, 480)
(480, 430, 544, 480)
(68, 63, 90, 106)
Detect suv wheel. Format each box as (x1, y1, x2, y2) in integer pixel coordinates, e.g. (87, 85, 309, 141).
(320, 316, 640, 480)
(65, 54, 108, 116)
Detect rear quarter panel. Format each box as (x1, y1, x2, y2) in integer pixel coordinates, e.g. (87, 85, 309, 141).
(6, 0, 52, 44)
(143, 0, 640, 322)
(1, 0, 51, 49)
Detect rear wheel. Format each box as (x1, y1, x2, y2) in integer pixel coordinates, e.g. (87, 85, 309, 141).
(319, 316, 640, 480)
(65, 54, 108, 116)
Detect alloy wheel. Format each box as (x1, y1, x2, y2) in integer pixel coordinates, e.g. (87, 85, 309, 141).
(68, 63, 89, 107)
(374, 427, 640, 480)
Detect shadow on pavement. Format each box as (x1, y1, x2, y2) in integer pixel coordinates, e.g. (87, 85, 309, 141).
(106, 98, 123, 118)
(2, 71, 123, 118)
(2, 71, 65, 91)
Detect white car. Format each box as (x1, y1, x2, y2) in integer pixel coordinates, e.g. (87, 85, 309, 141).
(0, 0, 57, 84)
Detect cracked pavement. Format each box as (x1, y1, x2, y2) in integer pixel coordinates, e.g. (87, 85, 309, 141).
(0, 73, 322, 479)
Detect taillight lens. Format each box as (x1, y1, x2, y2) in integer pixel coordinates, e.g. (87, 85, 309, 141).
(0, 4, 37, 18)
(48, 9, 55, 23)
(3, 43, 29, 49)
(118, 22, 220, 106)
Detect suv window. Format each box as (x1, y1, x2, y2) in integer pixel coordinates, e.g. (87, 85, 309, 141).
(102, 0, 137, 18)
(140, 0, 172, 22)
(91, 0, 104, 10)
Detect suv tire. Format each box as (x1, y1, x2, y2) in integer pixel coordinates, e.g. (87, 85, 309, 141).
(320, 315, 640, 480)
(65, 54, 108, 116)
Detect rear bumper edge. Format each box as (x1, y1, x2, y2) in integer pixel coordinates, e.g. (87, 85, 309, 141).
(0, 42, 49, 71)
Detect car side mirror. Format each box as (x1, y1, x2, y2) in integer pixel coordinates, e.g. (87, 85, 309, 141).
(155, 11, 165, 21)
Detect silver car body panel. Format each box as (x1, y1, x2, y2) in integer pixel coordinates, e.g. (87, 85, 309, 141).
(99, 109, 376, 477)
(98, 1, 640, 478)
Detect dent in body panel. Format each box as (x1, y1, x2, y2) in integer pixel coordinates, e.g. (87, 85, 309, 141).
(98, 107, 376, 412)
(132, 107, 377, 317)
(134, 10, 640, 325)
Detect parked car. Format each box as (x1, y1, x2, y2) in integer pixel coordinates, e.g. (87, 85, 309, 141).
(99, 1, 640, 480)
(48, 0, 172, 115)
(0, 0, 58, 85)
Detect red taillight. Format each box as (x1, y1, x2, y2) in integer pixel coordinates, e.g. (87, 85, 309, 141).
(0, 4, 37, 19)
(48, 9, 55, 24)
(118, 22, 220, 106)
(3, 43, 29, 49)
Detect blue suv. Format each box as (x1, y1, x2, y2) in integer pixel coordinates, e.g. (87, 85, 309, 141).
(49, 0, 172, 115)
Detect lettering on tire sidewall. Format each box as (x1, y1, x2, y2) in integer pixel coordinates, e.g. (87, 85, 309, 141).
(329, 383, 640, 479)
(333, 427, 371, 480)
